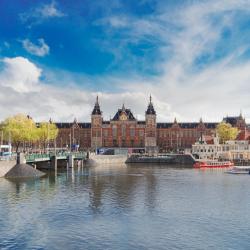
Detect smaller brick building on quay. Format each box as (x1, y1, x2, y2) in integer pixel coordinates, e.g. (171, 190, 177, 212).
(54, 96, 250, 152)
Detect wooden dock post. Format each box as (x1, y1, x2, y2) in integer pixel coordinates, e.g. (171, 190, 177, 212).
(51, 156, 57, 171)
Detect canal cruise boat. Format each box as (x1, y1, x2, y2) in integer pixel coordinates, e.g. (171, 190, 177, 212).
(194, 160, 234, 168)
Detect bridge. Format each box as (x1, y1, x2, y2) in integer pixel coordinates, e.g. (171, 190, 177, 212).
(25, 152, 87, 163)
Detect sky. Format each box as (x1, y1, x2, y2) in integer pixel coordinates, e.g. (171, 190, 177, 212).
(0, 0, 250, 122)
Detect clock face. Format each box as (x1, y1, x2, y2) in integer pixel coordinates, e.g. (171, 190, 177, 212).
(120, 114, 127, 121)
(94, 118, 99, 125)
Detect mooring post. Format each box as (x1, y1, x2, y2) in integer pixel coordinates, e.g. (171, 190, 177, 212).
(51, 156, 57, 171)
(68, 154, 74, 168)
(17, 153, 26, 165)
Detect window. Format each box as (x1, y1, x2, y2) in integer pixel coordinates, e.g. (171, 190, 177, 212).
(122, 125, 126, 137)
(130, 127, 135, 137)
(139, 130, 144, 137)
(113, 139, 118, 147)
(112, 126, 117, 137)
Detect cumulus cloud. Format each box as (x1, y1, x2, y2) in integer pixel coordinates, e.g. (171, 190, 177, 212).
(0, 57, 41, 93)
(2, 1, 250, 123)
(95, 0, 250, 122)
(22, 38, 50, 57)
(0, 57, 152, 122)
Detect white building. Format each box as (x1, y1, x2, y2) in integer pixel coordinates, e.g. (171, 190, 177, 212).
(192, 137, 250, 160)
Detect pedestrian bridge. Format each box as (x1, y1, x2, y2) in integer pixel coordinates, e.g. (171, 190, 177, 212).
(25, 152, 86, 163)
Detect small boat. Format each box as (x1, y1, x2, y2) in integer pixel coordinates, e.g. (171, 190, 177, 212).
(194, 160, 234, 168)
(225, 166, 250, 174)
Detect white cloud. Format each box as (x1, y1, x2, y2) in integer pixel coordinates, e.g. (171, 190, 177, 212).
(38, 1, 65, 18)
(0, 57, 41, 93)
(95, 0, 250, 122)
(0, 57, 153, 122)
(22, 38, 50, 57)
(2, 1, 250, 123)
(20, 1, 65, 26)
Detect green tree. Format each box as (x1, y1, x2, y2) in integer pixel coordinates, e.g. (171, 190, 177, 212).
(37, 122, 58, 152)
(216, 122, 239, 143)
(0, 114, 38, 152)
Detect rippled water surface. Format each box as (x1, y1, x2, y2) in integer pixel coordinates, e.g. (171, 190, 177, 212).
(1, 165, 250, 250)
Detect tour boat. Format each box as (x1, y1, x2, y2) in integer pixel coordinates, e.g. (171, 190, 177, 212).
(194, 160, 234, 168)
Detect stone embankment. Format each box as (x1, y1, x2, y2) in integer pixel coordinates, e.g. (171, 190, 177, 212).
(5, 163, 45, 179)
(88, 154, 127, 166)
(0, 160, 16, 177)
(1, 153, 46, 178)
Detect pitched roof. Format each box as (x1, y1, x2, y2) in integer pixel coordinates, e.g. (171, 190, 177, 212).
(157, 123, 173, 128)
(55, 122, 91, 129)
(222, 116, 239, 126)
(157, 122, 218, 129)
(138, 121, 146, 125)
(112, 108, 136, 121)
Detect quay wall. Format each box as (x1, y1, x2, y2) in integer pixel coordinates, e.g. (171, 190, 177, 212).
(0, 160, 16, 177)
(88, 155, 127, 166)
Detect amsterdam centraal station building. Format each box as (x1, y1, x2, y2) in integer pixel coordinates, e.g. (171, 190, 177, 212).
(55, 96, 249, 152)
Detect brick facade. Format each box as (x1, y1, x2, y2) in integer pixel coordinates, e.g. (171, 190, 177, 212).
(54, 97, 249, 152)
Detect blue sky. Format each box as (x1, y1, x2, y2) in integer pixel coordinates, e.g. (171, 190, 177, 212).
(0, 0, 250, 122)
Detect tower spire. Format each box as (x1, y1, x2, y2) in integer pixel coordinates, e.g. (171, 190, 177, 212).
(240, 109, 243, 119)
(122, 103, 125, 111)
(146, 95, 156, 115)
(92, 96, 101, 115)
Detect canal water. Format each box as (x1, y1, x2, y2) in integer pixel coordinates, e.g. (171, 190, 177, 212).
(0, 164, 250, 250)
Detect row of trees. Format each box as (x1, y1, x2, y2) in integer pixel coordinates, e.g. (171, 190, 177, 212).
(0, 114, 58, 152)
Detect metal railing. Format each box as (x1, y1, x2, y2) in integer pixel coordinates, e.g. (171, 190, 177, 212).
(25, 151, 86, 162)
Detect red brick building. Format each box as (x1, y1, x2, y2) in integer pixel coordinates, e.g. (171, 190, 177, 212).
(55, 96, 249, 152)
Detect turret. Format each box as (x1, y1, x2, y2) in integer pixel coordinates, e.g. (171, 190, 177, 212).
(92, 95, 101, 115)
(145, 95, 157, 152)
(146, 95, 156, 115)
(91, 96, 103, 149)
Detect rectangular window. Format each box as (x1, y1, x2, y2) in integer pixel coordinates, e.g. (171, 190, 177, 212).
(103, 130, 108, 137)
(130, 128, 135, 137)
(122, 125, 126, 137)
(139, 130, 144, 137)
(112, 126, 117, 137)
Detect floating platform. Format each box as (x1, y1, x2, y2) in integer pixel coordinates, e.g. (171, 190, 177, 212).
(126, 154, 196, 165)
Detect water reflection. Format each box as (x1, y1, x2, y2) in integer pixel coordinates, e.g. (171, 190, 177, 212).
(1, 164, 250, 250)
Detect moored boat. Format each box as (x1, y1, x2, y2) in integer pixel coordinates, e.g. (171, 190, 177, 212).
(225, 166, 250, 174)
(194, 160, 234, 168)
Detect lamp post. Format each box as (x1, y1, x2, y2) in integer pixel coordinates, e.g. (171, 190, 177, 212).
(69, 133, 72, 152)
